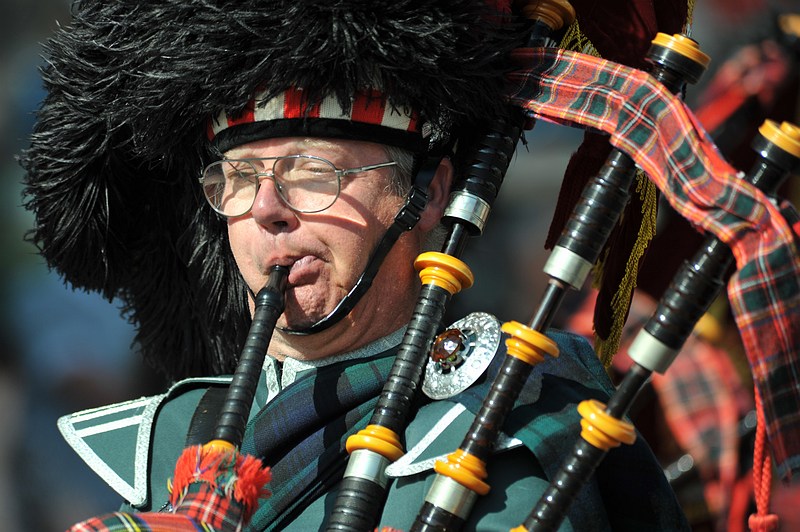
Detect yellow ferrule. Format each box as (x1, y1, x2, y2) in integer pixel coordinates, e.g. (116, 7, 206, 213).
(414, 252, 474, 295)
(651, 33, 710, 69)
(345, 424, 405, 462)
(203, 439, 237, 453)
(433, 449, 490, 495)
(577, 399, 636, 451)
(520, 0, 576, 30)
(759, 120, 800, 159)
(501, 320, 560, 365)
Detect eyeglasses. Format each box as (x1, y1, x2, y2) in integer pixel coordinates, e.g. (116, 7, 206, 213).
(199, 155, 397, 217)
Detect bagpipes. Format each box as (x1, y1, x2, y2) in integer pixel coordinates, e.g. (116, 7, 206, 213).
(657, 17, 800, 525)
(331, 2, 800, 531)
(330, 2, 800, 531)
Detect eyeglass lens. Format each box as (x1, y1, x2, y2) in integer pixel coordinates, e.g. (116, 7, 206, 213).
(201, 156, 341, 216)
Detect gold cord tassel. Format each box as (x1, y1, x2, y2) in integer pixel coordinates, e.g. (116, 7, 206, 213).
(595, 172, 658, 366)
(559, 19, 600, 56)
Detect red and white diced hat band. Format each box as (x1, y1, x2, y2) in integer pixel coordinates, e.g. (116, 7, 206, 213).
(208, 87, 426, 153)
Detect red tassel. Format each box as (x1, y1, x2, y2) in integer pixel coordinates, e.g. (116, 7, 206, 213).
(233, 452, 273, 511)
(748, 388, 779, 532)
(170, 443, 271, 521)
(748, 514, 779, 531)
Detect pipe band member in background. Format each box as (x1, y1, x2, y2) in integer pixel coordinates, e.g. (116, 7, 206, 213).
(21, 1, 690, 530)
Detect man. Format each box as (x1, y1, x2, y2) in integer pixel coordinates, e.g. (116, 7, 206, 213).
(23, 0, 690, 530)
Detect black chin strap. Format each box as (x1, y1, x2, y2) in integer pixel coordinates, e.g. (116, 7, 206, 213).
(266, 161, 439, 336)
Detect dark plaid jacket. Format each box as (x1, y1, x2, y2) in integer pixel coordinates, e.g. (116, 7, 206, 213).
(60, 316, 688, 531)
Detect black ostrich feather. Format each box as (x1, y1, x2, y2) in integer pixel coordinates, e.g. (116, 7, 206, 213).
(20, 0, 522, 379)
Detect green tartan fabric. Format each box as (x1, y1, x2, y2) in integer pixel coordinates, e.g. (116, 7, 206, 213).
(240, 351, 396, 531)
(506, 47, 800, 480)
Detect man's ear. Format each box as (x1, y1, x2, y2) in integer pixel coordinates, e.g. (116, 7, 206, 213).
(418, 157, 454, 232)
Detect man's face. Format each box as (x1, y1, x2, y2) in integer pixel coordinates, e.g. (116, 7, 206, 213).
(225, 137, 420, 343)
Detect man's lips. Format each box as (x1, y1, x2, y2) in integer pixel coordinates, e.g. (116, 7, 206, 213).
(269, 255, 320, 286)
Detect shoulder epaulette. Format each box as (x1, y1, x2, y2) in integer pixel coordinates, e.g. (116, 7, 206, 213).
(58, 376, 231, 506)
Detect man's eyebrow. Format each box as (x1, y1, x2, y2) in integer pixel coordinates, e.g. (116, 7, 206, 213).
(297, 138, 339, 151)
(225, 138, 340, 159)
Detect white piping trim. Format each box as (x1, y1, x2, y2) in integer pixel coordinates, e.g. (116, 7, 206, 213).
(76, 416, 144, 438)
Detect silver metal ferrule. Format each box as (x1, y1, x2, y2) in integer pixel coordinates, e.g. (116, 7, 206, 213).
(344, 449, 391, 489)
(628, 330, 679, 374)
(443, 191, 491, 234)
(543, 246, 593, 289)
(423, 474, 479, 519)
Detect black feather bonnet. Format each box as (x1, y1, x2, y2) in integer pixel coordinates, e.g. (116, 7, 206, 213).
(21, 0, 522, 378)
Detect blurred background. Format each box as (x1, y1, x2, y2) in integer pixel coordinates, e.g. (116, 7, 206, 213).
(1, 0, 796, 530)
(1, 2, 167, 530)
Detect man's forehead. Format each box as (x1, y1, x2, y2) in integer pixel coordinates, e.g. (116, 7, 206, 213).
(224, 137, 381, 158)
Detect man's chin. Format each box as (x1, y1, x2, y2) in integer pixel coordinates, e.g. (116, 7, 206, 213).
(275, 313, 326, 334)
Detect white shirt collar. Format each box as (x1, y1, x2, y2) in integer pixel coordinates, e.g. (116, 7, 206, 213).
(262, 327, 406, 403)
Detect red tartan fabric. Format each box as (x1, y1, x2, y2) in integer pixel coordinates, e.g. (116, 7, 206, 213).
(657, 336, 751, 515)
(173, 482, 243, 531)
(567, 288, 753, 524)
(67, 445, 271, 532)
(68, 511, 215, 531)
(169, 444, 270, 525)
(66, 485, 243, 532)
(506, 47, 800, 480)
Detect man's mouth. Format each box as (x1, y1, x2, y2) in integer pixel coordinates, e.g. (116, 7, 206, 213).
(273, 255, 319, 286)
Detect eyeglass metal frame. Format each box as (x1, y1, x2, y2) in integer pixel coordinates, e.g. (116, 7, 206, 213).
(199, 155, 398, 217)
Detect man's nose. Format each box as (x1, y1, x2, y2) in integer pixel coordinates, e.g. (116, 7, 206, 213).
(250, 175, 297, 229)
